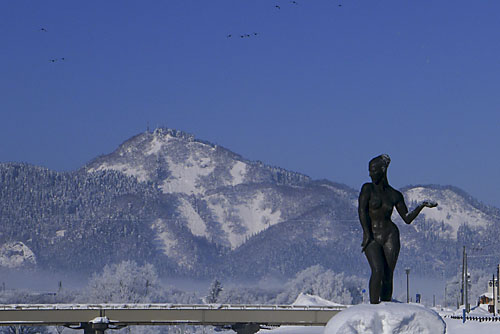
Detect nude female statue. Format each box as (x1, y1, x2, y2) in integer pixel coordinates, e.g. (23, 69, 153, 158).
(358, 154, 437, 304)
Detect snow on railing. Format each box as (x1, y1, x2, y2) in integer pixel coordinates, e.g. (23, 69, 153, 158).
(0, 304, 347, 311)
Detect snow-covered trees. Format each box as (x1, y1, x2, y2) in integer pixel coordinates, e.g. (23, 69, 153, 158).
(205, 279, 223, 303)
(0, 289, 68, 334)
(275, 265, 365, 305)
(0, 326, 49, 334)
(86, 260, 160, 303)
(218, 286, 280, 304)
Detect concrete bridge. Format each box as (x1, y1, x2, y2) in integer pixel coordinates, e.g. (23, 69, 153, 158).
(0, 304, 346, 334)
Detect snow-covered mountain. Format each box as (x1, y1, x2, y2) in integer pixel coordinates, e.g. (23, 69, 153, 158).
(84, 128, 314, 251)
(0, 242, 36, 268)
(396, 186, 499, 240)
(86, 128, 309, 194)
(1, 127, 499, 279)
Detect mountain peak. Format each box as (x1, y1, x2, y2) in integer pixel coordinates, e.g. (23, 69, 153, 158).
(152, 127, 195, 141)
(84, 127, 310, 195)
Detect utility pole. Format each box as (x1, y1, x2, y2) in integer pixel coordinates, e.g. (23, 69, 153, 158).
(493, 274, 496, 315)
(493, 264, 500, 316)
(461, 246, 465, 307)
(405, 268, 410, 303)
(444, 285, 447, 308)
(465, 248, 469, 313)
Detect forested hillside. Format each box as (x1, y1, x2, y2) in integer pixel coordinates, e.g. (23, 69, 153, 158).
(1, 128, 499, 281)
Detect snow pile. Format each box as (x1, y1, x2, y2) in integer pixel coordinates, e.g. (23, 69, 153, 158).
(90, 317, 110, 324)
(292, 293, 345, 307)
(324, 302, 445, 334)
(471, 304, 492, 315)
(452, 304, 491, 316)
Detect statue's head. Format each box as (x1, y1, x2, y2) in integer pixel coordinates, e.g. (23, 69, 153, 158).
(369, 154, 390, 184)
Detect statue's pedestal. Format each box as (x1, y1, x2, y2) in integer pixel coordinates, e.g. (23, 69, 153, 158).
(323, 302, 445, 334)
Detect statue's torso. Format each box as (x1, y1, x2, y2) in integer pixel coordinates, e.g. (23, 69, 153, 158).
(368, 184, 398, 236)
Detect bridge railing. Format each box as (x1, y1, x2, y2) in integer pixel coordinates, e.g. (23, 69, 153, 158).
(0, 304, 346, 311)
(0, 303, 347, 334)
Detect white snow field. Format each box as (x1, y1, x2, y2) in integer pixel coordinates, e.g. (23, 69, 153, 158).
(445, 318, 500, 334)
(257, 318, 500, 334)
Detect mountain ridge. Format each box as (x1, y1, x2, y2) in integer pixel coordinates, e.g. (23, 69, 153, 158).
(0, 128, 498, 280)
(84, 128, 311, 191)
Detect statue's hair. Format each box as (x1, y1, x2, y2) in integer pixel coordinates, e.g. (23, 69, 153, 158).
(369, 154, 391, 171)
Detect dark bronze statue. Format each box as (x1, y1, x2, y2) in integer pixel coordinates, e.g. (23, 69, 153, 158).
(358, 154, 437, 304)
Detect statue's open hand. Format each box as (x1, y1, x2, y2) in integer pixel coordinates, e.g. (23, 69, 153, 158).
(422, 200, 438, 208)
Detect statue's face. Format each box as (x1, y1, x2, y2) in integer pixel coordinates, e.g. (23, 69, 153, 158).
(369, 161, 385, 184)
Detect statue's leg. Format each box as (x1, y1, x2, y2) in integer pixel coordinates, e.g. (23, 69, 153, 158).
(364, 241, 386, 304)
(380, 229, 400, 302)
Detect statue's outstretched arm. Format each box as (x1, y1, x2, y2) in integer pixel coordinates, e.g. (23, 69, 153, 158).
(395, 191, 437, 224)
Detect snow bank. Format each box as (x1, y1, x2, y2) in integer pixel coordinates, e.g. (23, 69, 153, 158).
(469, 304, 492, 316)
(292, 293, 345, 307)
(450, 304, 492, 317)
(324, 302, 445, 334)
(90, 317, 110, 324)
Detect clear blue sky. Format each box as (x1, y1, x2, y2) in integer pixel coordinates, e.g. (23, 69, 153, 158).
(1, 0, 500, 208)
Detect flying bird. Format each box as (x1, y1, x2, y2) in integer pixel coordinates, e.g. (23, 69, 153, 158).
(49, 59, 57, 62)
(227, 34, 232, 38)
(291, 1, 298, 4)
(40, 28, 47, 32)
(275, 5, 281, 9)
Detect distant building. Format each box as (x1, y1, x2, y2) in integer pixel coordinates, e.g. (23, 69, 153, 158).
(479, 278, 499, 313)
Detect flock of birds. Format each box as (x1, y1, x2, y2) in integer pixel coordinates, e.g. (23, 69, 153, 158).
(227, 32, 258, 39)
(39, 1, 345, 53)
(275, 0, 298, 9)
(39, 28, 66, 63)
(274, 0, 342, 8)
(226, 1, 343, 39)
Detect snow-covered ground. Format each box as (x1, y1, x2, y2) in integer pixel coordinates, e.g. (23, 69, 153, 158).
(445, 318, 500, 334)
(257, 314, 500, 334)
(258, 319, 500, 334)
(441, 304, 500, 334)
(257, 294, 500, 334)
